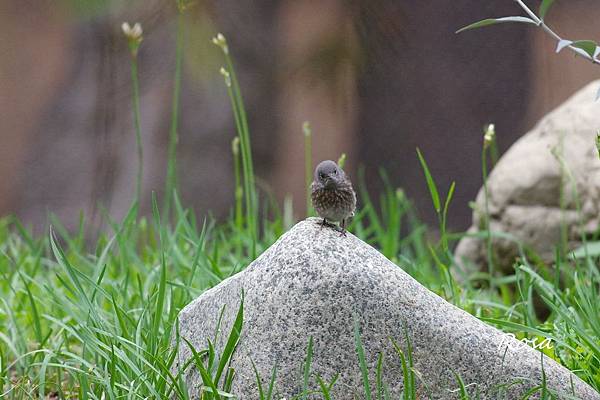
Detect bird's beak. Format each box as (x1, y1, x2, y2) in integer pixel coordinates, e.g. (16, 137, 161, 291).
(323, 174, 336, 188)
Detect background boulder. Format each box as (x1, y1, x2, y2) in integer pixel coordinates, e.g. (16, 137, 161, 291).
(455, 80, 600, 275)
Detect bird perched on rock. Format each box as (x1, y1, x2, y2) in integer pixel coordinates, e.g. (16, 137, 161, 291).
(311, 160, 356, 235)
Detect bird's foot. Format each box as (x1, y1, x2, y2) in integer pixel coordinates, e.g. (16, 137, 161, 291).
(319, 218, 336, 229)
(319, 218, 346, 235)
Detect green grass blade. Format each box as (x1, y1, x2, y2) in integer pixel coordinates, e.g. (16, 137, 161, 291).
(302, 336, 314, 399)
(416, 148, 441, 213)
(215, 293, 244, 385)
(354, 315, 372, 400)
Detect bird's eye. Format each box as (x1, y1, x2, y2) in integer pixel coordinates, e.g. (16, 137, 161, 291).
(333, 169, 337, 175)
(319, 173, 325, 180)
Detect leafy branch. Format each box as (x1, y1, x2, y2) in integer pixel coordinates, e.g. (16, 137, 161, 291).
(457, 0, 600, 99)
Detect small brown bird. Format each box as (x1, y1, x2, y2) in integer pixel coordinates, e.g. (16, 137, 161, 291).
(311, 160, 356, 235)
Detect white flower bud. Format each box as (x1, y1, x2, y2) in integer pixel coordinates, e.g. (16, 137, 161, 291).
(121, 22, 143, 41)
(302, 121, 311, 137)
(212, 33, 229, 54)
(231, 136, 240, 155)
(483, 123, 495, 148)
(220, 67, 231, 87)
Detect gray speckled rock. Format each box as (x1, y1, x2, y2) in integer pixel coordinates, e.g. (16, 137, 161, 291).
(455, 80, 600, 275)
(175, 218, 599, 399)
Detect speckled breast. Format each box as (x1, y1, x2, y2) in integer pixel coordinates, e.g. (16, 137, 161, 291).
(311, 185, 356, 222)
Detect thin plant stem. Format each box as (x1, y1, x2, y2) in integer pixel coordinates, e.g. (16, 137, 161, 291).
(224, 80, 256, 251)
(481, 144, 494, 285)
(232, 137, 243, 231)
(303, 122, 313, 217)
(490, 133, 499, 166)
(554, 140, 569, 260)
(164, 12, 185, 220)
(130, 55, 143, 206)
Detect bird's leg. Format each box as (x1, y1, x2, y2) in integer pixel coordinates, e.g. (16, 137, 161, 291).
(320, 218, 328, 229)
(320, 218, 339, 231)
(339, 218, 347, 236)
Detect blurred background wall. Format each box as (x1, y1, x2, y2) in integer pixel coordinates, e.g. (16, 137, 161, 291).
(1, 0, 599, 233)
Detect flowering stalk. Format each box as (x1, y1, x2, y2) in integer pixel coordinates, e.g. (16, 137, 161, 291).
(122, 22, 144, 205)
(482, 123, 496, 281)
(213, 33, 258, 255)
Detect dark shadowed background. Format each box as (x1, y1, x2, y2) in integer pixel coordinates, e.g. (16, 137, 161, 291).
(1, 0, 599, 233)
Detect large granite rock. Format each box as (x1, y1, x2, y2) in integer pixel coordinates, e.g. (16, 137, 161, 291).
(455, 80, 600, 275)
(175, 218, 599, 399)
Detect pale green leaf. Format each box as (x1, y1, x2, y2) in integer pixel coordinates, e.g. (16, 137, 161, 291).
(571, 40, 599, 58)
(456, 16, 536, 34)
